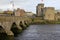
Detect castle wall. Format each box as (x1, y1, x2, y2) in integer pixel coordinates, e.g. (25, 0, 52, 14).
(55, 12, 60, 21)
(44, 7, 55, 21)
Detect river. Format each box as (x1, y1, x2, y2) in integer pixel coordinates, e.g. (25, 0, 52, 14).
(14, 24, 60, 40)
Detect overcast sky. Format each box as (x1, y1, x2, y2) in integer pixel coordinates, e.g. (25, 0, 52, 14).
(0, 0, 60, 13)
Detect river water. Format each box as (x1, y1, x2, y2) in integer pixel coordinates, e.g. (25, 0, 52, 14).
(14, 24, 60, 40)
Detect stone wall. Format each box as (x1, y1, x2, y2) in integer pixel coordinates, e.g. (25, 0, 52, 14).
(44, 7, 55, 21)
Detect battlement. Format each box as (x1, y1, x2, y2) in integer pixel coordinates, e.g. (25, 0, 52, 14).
(38, 3, 44, 6)
(44, 7, 55, 10)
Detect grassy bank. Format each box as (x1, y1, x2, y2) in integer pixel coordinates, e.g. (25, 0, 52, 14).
(32, 18, 60, 24)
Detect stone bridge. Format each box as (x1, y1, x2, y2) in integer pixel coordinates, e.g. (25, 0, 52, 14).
(0, 16, 32, 38)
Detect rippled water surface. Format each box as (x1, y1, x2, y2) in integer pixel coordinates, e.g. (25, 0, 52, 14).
(14, 24, 60, 40)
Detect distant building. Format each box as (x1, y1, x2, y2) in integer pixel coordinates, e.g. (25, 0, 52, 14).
(15, 8, 25, 16)
(25, 12, 35, 17)
(36, 3, 44, 17)
(0, 13, 12, 16)
(4, 10, 13, 14)
(0, 10, 13, 16)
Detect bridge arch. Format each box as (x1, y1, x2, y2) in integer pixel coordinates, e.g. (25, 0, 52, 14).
(11, 22, 17, 28)
(24, 21, 29, 27)
(0, 26, 5, 33)
(19, 21, 27, 30)
(11, 22, 18, 34)
(11, 22, 22, 34)
(0, 26, 8, 40)
(19, 21, 23, 28)
(0, 26, 3, 30)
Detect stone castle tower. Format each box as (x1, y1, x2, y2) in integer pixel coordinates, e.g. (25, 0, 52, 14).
(36, 3, 44, 17)
(36, 3, 55, 21)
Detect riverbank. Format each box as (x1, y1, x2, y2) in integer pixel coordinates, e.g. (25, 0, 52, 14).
(32, 20, 60, 24)
(32, 17, 60, 24)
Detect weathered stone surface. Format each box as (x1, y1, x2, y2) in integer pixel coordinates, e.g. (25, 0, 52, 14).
(0, 16, 32, 36)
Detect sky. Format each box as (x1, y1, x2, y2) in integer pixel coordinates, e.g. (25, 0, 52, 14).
(0, 0, 60, 13)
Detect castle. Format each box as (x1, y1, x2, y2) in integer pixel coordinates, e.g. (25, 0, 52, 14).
(36, 3, 60, 21)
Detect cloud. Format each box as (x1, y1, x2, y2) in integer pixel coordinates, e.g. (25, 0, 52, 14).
(0, 0, 60, 13)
